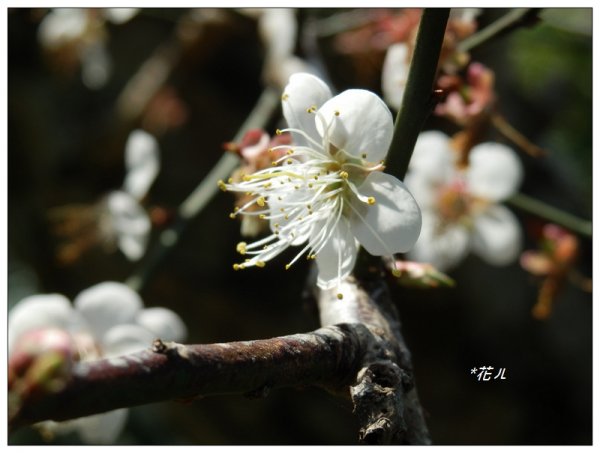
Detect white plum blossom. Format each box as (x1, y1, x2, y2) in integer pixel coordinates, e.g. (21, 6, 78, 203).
(102, 129, 160, 261)
(221, 73, 421, 296)
(404, 131, 524, 271)
(8, 281, 186, 444)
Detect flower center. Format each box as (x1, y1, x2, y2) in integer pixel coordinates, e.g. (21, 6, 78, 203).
(436, 180, 473, 224)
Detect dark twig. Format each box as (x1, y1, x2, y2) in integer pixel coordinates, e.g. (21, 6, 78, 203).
(386, 8, 450, 181)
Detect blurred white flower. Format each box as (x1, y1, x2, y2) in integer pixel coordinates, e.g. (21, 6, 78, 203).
(8, 281, 186, 444)
(102, 130, 160, 261)
(381, 42, 410, 111)
(404, 131, 523, 271)
(222, 73, 421, 295)
(37, 8, 138, 89)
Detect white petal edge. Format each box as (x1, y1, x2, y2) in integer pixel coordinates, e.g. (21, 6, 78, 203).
(73, 282, 143, 340)
(382, 43, 410, 111)
(467, 141, 523, 202)
(282, 73, 332, 147)
(407, 211, 470, 271)
(102, 324, 156, 357)
(105, 191, 151, 261)
(8, 294, 76, 353)
(123, 129, 160, 200)
(317, 89, 394, 162)
(471, 205, 522, 266)
(136, 307, 187, 343)
(315, 218, 359, 290)
(349, 172, 422, 256)
(409, 130, 456, 184)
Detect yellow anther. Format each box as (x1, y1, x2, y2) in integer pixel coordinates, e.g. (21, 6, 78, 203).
(275, 129, 282, 135)
(284, 215, 290, 220)
(307, 204, 312, 210)
(242, 175, 251, 182)
(272, 161, 278, 167)
(286, 159, 293, 165)
(236, 242, 247, 255)
(306, 105, 317, 113)
(314, 175, 319, 180)
(287, 149, 294, 155)
(285, 264, 291, 270)
(233, 264, 241, 271)
(218, 180, 227, 191)
(392, 269, 402, 277)
(259, 214, 266, 219)
(281, 93, 289, 101)
(229, 213, 236, 219)
(274, 223, 280, 228)
(228, 177, 233, 184)
(334, 110, 340, 116)
(361, 153, 367, 159)
(340, 171, 349, 179)
(367, 197, 376, 205)
(257, 197, 266, 207)
(308, 183, 314, 188)
(256, 261, 266, 268)
(310, 254, 317, 260)
(234, 206, 240, 212)
(337, 293, 344, 300)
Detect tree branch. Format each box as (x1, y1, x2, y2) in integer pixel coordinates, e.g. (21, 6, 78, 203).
(9, 324, 369, 430)
(314, 259, 431, 445)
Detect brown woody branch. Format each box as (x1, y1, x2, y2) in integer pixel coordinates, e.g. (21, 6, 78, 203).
(9, 324, 370, 429)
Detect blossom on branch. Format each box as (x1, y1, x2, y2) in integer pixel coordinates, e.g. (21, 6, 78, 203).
(8, 281, 186, 444)
(220, 73, 421, 297)
(404, 131, 523, 271)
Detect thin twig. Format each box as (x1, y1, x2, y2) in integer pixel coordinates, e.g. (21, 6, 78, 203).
(457, 8, 539, 53)
(126, 87, 280, 292)
(386, 8, 450, 181)
(508, 192, 592, 238)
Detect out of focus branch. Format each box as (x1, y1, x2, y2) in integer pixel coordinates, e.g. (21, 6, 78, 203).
(457, 8, 540, 53)
(508, 193, 592, 238)
(126, 86, 280, 291)
(9, 325, 368, 429)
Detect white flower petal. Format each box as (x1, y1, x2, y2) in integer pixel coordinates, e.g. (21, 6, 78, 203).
(315, 218, 359, 289)
(136, 307, 187, 343)
(382, 43, 410, 111)
(407, 211, 470, 271)
(105, 191, 151, 261)
(75, 409, 129, 444)
(349, 172, 421, 256)
(282, 73, 332, 146)
(317, 89, 393, 162)
(123, 130, 160, 200)
(409, 131, 456, 184)
(403, 172, 439, 211)
(103, 8, 139, 25)
(102, 324, 155, 357)
(472, 205, 522, 266)
(74, 282, 143, 340)
(259, 9, 297, 62)
(467, 142, 523, 201)
(8, 294, 76, 353)
(37, 8, 88, 49)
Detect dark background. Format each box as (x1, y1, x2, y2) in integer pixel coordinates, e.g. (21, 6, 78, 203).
(7, 8, 592, 445)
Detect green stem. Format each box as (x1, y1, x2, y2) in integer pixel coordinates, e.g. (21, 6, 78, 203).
(126, 87, 281, 292)
(457, 8, 538, 53)
(507, 193, 592, 238)
(386, 8, 450, 181)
